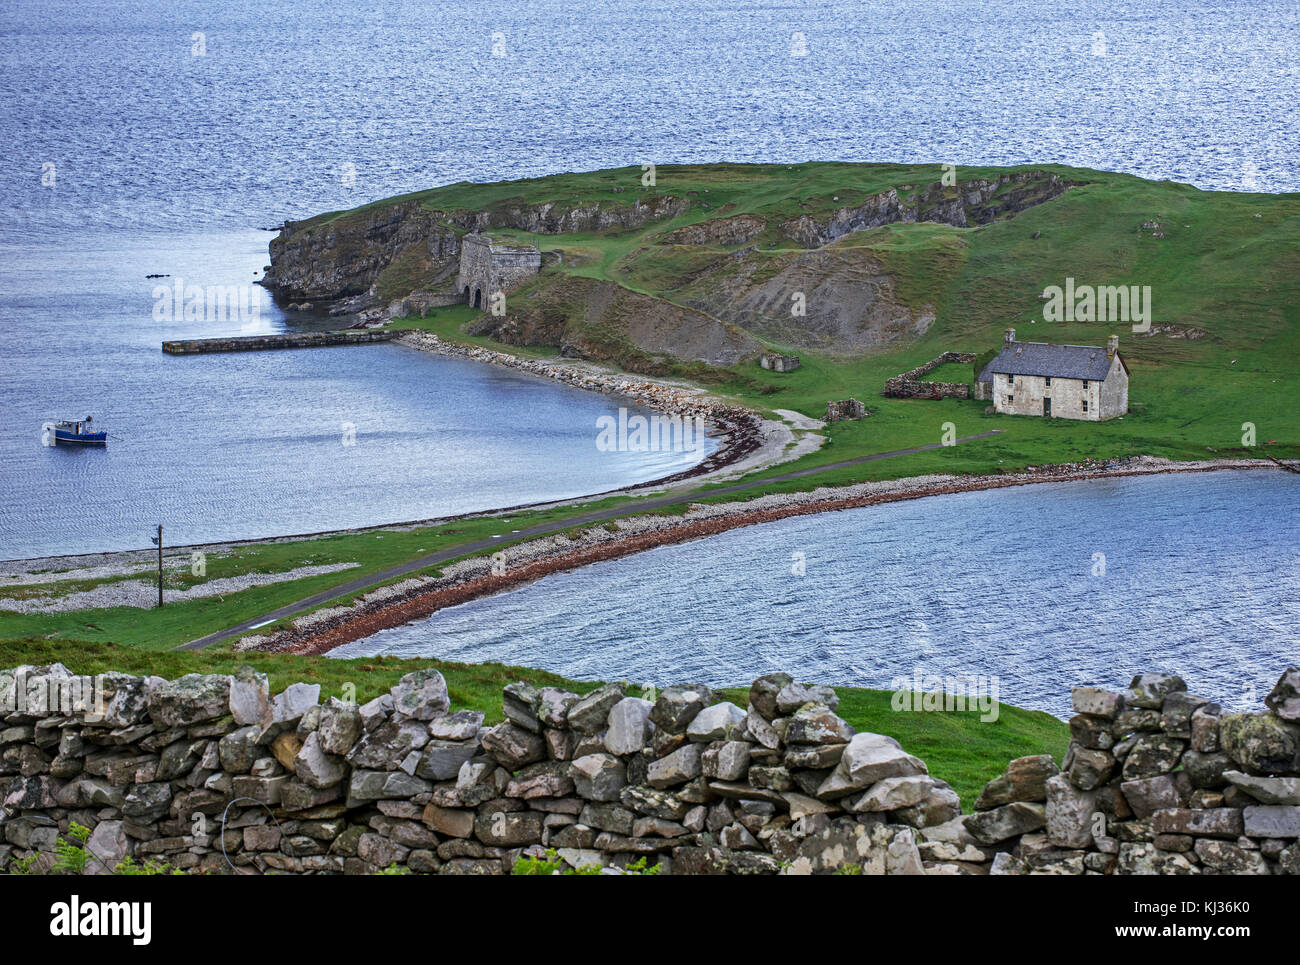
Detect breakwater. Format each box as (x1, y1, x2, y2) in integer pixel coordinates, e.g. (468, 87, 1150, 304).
(161, 331, 398, 354)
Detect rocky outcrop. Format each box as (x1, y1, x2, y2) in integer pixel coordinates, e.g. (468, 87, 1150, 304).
(659, 214, 767, 247)
(263, 201, 462, 302)
(467, 274, 760, 370)
(2, 663, 1298, 874)
(778, 172, 1071, 247)
(263, 195, 688, 305)
(674, 242, 938, 356)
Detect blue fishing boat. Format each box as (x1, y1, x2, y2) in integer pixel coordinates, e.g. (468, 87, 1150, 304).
(48, 416, 107, 446)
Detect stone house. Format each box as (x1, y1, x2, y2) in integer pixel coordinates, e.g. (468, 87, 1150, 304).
(977, 329, 1129, 421)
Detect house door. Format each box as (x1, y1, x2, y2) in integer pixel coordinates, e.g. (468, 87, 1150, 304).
(1043, 397, 1052, 417)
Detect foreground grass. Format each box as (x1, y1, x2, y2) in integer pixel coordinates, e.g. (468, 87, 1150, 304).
(2, 639, 1067, 809)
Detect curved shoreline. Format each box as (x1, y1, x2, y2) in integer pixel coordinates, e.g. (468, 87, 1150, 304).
(0, 336, 785, 574)
(254, 456, 1296, 657)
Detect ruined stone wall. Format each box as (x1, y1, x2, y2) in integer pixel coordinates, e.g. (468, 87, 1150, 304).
(883, 352, 975, 400)
(759, 354, 801, 373)
(825, 399, 867, 422)
(2, 663, 1297, 875)
(455, 235, 541, 306)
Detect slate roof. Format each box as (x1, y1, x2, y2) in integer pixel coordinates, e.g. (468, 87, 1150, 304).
(977, 340, 1122, 383)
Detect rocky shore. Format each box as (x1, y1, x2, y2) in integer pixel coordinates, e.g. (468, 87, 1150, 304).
(395, 329, 747, 427)
(245, 455, 1296, 657)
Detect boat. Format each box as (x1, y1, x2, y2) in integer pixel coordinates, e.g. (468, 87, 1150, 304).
(47, 416, 107, 446)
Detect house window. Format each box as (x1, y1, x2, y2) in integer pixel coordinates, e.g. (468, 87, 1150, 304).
(1083, 399, 1089, 412)
(1045, 376, 1052, 387)
(1008, 374, 1015, 385)
(1008, 394, 1014, 404)
(1083, 379, 1089, 390)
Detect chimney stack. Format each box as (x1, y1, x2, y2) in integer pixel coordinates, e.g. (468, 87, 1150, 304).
(1005, 327, 1016, 345)
(1107, 334, 1118, 358)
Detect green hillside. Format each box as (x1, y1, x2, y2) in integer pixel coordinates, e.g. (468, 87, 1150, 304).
(380, 162, 1298, 471)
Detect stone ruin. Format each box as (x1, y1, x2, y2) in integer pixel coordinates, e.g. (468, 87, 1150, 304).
(883, 351, 976, 400)
(1, 662, 1298, 875)
(759, 353, 801, 373)
(825, 398, 867, 423)
(455, 234, 541, 310)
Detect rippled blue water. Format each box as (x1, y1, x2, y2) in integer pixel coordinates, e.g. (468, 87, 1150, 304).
(4, 0, 1296, 234)
(0, 228, 710, 559)
(330, 472, 1300, 716)
(2, 0, 1296, 560)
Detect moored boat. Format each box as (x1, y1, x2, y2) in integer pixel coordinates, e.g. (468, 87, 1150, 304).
(47, 416, 107, 446)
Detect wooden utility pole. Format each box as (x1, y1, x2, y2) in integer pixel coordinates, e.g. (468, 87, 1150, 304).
(150, 524, 163, 607)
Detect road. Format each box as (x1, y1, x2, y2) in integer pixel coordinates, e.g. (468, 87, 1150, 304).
(178, 429, 1002, 650)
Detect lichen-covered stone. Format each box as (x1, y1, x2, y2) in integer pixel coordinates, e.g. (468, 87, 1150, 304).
(316, 697, 362, 755)
(1220, 711, 1300, 774)
(1224, 770, 1300, 805)
(816, 733, 927, 799)
(567, 683, 625, 734)
(604, 697, 653, 755)
(390, 670, 448, 721)
(570, 753, 626, 802)
(784, 703, 854, 745)
(965, 801, 1047, 844)
(1120, 735, 1186, 780)
(748, 673, 793, 720)
(480, 723, 545, 770)
(975, 754, 1059, 809)
(148, 675, 233, 728)
(1124, 673, 1186, 709)
(686, 702, 746, 742)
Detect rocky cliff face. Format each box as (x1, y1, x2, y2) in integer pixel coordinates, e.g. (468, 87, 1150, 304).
(469, 274, 759, 372)
(778, 172, 1070, 247)
(672, 242, 941, 356)
(263, 202, 461, 302)
(263, 194, 688, 305)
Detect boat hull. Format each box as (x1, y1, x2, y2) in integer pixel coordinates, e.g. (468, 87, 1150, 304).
(53, 430, 107, 446)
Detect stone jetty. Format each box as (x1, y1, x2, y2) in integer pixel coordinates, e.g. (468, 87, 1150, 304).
(161, 331, 397, 354)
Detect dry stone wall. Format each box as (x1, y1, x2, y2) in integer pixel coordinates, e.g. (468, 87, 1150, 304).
(825, 399, 867, 422)
(969, 670, 1300, 875)
(883, 351, 975, 400)
(2, 663, 1298, 875)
